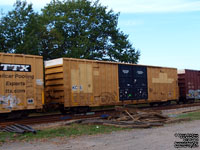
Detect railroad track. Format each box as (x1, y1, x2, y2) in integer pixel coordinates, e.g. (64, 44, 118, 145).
(0, 110, 115, 128)
(1, 102, 200, 128)
(145, 102, 200, 111)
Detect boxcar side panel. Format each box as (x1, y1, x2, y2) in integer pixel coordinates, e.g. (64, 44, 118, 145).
(70, 61, 93, 106)
(45, 58, 179, 108)
(0, 53, 43, 113)
(178, 70, 200, 100)
(45, 64, 64, 104)
(118, 64, 148, 101)
(62, 59, 119, 107)
(147, 67, 178, 102)
(92, 62, 119, 106)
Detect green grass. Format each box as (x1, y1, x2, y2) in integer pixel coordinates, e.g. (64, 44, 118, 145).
(176, 110, 200, 121)
(0, 124, 126, 144)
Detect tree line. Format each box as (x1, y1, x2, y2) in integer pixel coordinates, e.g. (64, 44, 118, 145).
(0, 0, 140, 63)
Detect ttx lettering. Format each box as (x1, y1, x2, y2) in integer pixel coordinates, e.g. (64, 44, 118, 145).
(0, 64, 31, 72)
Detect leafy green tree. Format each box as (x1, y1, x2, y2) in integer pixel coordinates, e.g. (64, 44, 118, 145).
(0, 0, 40, 54)
(0, 22, 6, 52)
(0, 0, 140, 63)
(41, 0, 140, 63)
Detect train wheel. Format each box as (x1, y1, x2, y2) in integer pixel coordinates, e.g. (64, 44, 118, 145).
(189, 99, 195, 103)
(59, 105, 67, 115)
(6, 111, 23, 120)
(163, 101, 171, 106)
(70, 107, 90, 114)
(149, 103, 155, 107)
(21, 111, 29, 118)
(183, 100, 188, 104)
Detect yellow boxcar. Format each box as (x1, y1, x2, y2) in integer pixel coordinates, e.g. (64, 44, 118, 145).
(45, 58, 179, 109)
(0, 53, 44, 114)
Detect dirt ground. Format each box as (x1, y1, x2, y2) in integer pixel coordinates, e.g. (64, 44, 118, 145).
(1, 120, 200, 150)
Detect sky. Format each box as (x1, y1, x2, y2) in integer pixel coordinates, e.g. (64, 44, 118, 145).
(0, 0, 200, 70)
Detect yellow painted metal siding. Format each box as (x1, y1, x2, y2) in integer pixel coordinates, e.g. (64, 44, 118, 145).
(45, 65, 64, 104)
(61, 59, 120, 107)
(92, 62, 119, 106)
(45, 58, 179, 108)
(147, 67, 179, 102)
(63, 60, 94, 107)
(0, 53, 43, 113)
(45, 59, 119, 107)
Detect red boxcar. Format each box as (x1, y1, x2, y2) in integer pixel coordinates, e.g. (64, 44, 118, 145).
(178, 69, 200, 101)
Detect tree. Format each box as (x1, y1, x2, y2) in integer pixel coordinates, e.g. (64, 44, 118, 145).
(0, 0, 40, 55)
(0, 0, 140, 63)
(40, 0, 140, 63)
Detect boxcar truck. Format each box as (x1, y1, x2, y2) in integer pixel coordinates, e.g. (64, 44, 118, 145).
(0, 53, 44, 118)
(45, 58, 179, 113)
(178, 69, 200, 103)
